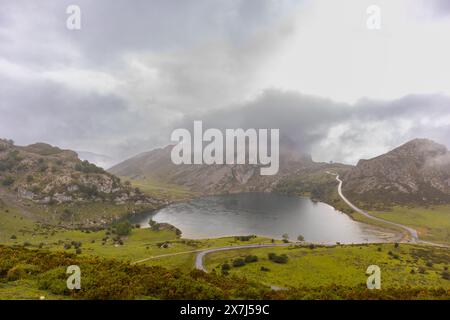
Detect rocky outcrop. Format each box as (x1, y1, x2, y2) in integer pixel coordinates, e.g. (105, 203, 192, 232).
(0, 139, 162, 207)
(343, 139, 450, 207)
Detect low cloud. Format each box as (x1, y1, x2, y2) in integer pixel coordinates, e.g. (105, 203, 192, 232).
(175, 90, 450, 164)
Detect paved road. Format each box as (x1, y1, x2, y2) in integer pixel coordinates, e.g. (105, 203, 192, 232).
(131, 243, 295, 268)
(330, 173, 419, 242)
(195, 243, 294, 272)
(133, 175, 448, 270)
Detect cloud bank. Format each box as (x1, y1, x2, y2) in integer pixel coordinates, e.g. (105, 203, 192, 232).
(0, 0, 449, 166)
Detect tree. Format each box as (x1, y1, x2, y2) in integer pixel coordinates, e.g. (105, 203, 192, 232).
(297, 235, 304, 242)
(114, 221, 132, 236)
(282, 233, 289, 241)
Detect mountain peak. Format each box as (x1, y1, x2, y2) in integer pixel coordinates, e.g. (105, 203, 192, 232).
(395, 138, 447, 154)
(344, 138, 450, 207)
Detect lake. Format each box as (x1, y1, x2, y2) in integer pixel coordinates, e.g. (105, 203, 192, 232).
(131, 193, 388, 243)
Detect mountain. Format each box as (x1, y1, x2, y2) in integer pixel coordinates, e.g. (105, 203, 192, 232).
(0, 139, 162, 227)
(110, 138, 450, 209)
(109, 143, 350, 195)
(342, 139, 450, 208)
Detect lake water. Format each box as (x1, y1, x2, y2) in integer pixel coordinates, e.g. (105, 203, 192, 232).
(131, 193, 387, 243)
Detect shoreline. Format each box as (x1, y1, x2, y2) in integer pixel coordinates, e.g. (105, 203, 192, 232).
(134, 191, 405, 244)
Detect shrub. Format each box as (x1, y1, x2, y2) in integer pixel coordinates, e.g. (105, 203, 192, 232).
(232, 258, 246, 267)
(221, 263, 231, 271)
(10, 235, 17, 240)
(2, 176, 15, 186)
(260, 266, 270, 272)
(268, 253, 288, 264)
(244, 255, 258, 263)
(442, 271, 450, 280)
(114, 221, 132, 236)
(234, 235, 256, 241)
(74, 160, 105, 174)
(7, 264, 40, 281)
(37, 267, 70, 295)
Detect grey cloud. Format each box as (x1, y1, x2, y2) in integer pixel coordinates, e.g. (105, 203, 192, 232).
(1, 1, 449, 167)
(0, 74, 172, 162)
(0, 0, 299, 67)
(174, 90, 450, 164)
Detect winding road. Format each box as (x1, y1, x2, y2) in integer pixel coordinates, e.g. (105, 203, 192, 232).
(133, 173, 447, 272)
(194, 243, 293, 272)
(331, 173, 419, 242)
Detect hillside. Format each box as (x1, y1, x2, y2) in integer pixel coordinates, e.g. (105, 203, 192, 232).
(0, 139, 163, 227)
(343, 139, 450, 208)
(108, 144, 351, 195)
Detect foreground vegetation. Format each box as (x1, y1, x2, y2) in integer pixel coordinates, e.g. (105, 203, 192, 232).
(205, 243, 450, 290)
(1, 165, 449, 300)
(1, 245, 449, 300)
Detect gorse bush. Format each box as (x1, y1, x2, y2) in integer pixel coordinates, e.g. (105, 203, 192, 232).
(74, 160, 105, 174)
(244, 255, 258, 263)
(0, 246, 449, 300)
(232, 258, 246, 267)
(268, 253, 289, 264)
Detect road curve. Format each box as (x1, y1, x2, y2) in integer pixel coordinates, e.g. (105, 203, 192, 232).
(195, 243, 293, 272)
(329, 173, 419, 242)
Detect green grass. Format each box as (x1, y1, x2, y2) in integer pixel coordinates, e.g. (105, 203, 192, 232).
(127, 177, 196, 201)
(0, 209, 280, 271)
(0, 205, 36, 243)
(369, 206, 450, 244)
(204, 243, 450, 289)
(0, 279, 65, 300)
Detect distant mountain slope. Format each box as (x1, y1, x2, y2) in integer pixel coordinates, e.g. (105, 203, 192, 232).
(109, 144, 351, 195)
(0, 139, 162, 226)
(343, 139, 450, 207)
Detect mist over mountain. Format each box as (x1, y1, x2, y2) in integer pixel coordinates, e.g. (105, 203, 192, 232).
(343, 139, 450, 207)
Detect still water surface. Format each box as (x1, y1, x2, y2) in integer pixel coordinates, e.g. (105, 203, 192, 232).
(132, 193, 385, 243)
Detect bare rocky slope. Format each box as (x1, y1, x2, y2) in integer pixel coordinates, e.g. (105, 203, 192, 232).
(343, 139, 450, 208)
(109, 144, 351, 195)
(110, 138, 450, 209)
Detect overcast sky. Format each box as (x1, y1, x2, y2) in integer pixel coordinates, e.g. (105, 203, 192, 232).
(1, 0, 450, 167)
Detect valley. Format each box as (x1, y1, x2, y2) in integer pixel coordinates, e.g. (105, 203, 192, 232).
(0, 138, 449, 299)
